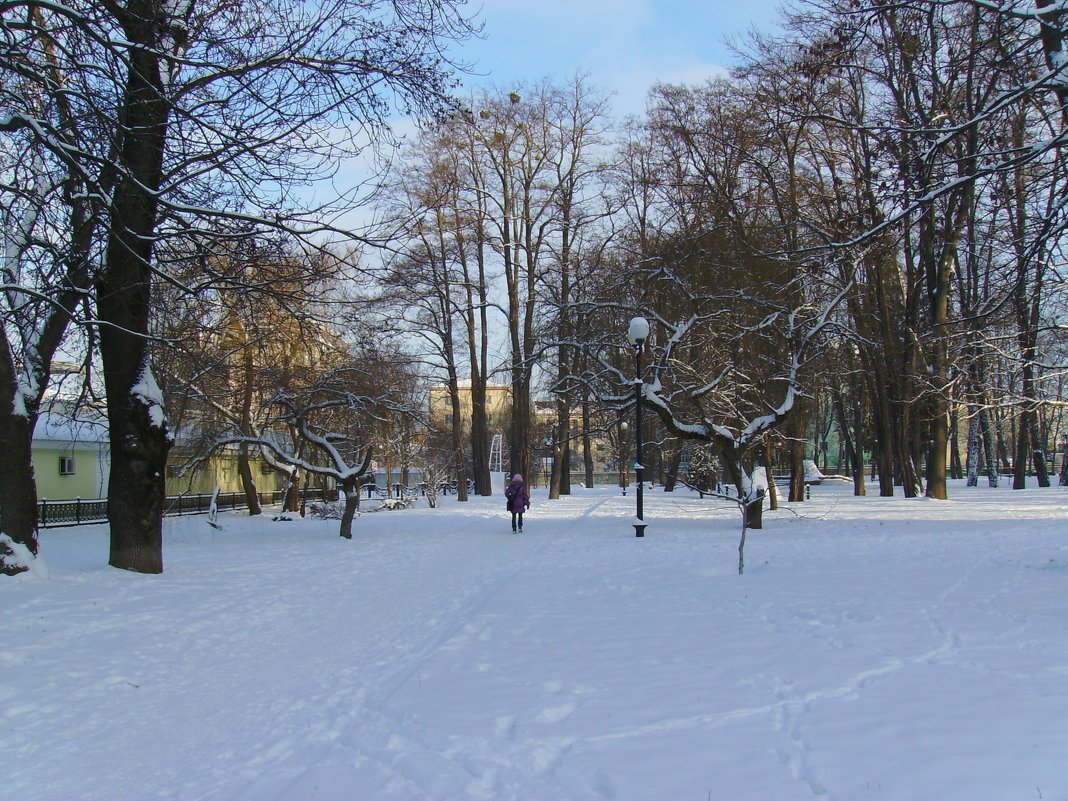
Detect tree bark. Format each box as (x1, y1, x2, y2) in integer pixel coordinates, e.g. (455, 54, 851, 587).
(0, 414, 37, 574)
(868, 372, 896, 497)
(1014, 412, 1031, 490)
(581, 394, 595, 489)
(284, 469, 300, 512)
(339, 479, 358, 539)
(237, 444, 262, 515)
(764, 437, 779, 511)
(787, 404, 808, 503)
(966, 414, 980, 487)
(447, 372, 469, 503)
(0, 6, 95, 572)
(100, 12, 176, 573)
(980, 407, 1000, 487)
(664, 442, 681, 493)
(949, 409, 963, 480)
(1060, 436, 1068, 486)
(238, 360, 262, 515)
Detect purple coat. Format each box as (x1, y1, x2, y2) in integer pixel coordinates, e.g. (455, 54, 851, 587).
(505, 481, 529, 511)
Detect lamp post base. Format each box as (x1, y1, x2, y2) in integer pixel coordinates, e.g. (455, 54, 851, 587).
(633, 523, 647, 537)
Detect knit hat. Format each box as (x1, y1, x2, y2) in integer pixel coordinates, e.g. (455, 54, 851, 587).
(512, 474, 523, 482)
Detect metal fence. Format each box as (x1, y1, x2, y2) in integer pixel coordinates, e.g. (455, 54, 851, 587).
(38, 487, 335, 528)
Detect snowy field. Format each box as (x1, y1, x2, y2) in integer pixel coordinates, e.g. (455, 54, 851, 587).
(3, 479, 1068, 801)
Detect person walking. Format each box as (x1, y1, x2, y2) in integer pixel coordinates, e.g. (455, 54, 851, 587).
(505, 473, 530, 533)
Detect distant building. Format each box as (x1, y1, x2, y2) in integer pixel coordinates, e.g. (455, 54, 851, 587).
(165, 437, 290, 497)
(29, 413, 289, 501)
(428, 381, 512, 433)
(32, 413, 110, 501)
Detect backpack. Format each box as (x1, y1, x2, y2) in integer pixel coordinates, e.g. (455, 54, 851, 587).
(505, 483, 519, 501)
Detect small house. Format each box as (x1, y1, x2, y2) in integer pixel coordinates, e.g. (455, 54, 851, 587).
(32, 413, 110, 501)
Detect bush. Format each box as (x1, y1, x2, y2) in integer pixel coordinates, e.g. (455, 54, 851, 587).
(308, 501, 344, 519)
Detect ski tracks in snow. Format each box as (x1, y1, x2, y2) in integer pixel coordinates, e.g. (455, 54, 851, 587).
(248, 495, 629, 801)
(215, 561, 530, 801)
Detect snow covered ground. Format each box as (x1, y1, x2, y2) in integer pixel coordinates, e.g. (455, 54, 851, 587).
(3, 479, 1068, 801)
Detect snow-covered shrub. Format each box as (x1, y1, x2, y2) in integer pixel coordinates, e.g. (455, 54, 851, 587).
(308, 501, 344, 519)
(684, 446, 720, 494)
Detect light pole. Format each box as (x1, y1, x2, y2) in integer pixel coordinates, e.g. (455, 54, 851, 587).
(628, 316, 649, 537)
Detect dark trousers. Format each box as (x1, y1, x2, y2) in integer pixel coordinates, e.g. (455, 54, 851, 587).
(511, 510, 524, 531)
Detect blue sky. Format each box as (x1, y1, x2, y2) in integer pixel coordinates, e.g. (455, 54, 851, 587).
(454, 0, 786, 117)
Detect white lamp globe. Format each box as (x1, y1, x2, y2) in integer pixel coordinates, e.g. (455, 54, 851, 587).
(627, 316, 650, 345)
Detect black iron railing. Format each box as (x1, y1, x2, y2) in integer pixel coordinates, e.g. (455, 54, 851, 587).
(37, 487, 335, 528)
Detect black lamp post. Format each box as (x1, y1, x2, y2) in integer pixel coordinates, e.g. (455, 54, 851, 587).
(628, 316, 649, 537)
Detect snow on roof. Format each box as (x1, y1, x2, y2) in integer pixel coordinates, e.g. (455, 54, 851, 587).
(32, 413, 109, 445)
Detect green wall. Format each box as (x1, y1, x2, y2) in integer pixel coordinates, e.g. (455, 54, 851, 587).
(34, 446, 105, 501)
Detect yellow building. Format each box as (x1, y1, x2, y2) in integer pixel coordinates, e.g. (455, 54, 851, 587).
(29, 413, 288, 501)
(32, 414, 109, 501)
(428, 381, 512, 432)
(165, 443, 288, 497)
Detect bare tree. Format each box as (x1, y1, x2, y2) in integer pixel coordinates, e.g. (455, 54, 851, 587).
(223, 351, 420, 539)
(153, 231, 354, 514)
(1, 0, 476, 573)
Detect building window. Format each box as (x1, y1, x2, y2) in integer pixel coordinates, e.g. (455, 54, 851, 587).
(59, 456, 76, 476)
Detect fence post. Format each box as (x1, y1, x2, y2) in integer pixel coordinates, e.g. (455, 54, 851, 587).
(40, 499, 47, 527)
(75, 497, 81, 524)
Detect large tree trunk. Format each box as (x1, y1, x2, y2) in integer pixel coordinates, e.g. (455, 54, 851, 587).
(509, 373, 532, 486)
(833, 385, 865, 496)
(664, 441, 681, 493)
(237, 361, 262, 515)
(1031, 419, 1051, 487)
(0, 414, 37, 574)
(339, 478, 358, 539)
(764, 437, 779, 511)
(949, 409, 963, 480)
(980, 407, 1000, 487)
(561, 440, 571, 494)
(100, 15, 175, 574)
(869, 374, 896, 497)
(581, 394, 595, 489)
(549, 400, 571, 499)
(1014, 412, 1030, 489)
(103, 367, 170, 574)
(925, 398, 950, 500)
(469, 379, 491, 495)
(1060, 436, 1068, 487)
(237, 444, 261, 515)
(921, 229, 960, 502)
(0, 163, 94, 572)
(896, 401, 923, 498)
(787, 404, 808, 503)
(284, 468, 301, 512)
(0, 21, 96, 573)
(463, 227, 492, 496)
(447, 373, 469, 503)
(966, 413, 981, 487)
